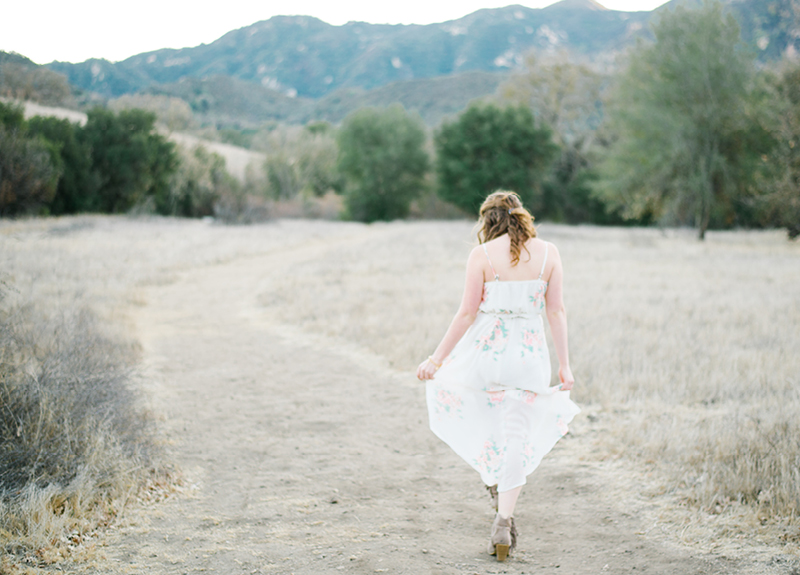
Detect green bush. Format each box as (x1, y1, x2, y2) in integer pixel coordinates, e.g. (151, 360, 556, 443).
(337, 105, 429, 222)
(435, 103, 557, 215)
(253, 124, 343, 200)
(750, 63, 800, 239)
(158, 144, 235, 217)
(26, 116, 100, 215)
(81, 108, 179, 213)
(0, 126, 60, 216)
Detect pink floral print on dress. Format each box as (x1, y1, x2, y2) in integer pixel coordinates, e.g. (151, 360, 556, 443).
(473, 439, 505, 477)
(434, 389, 463, 419)
(521, 328, 546, 360)
(529, 283, 547, 313)
(486, 390, 506, 408)
(476, 318, 509, 360)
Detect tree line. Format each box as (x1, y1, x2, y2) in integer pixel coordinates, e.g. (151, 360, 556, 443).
(1, 1, 798, 238)
(0, 101, 242, 218)
(234, 1, 800, 237)
(331, 1, 799, 237)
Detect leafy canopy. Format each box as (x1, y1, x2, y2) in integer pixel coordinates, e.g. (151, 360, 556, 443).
(435, 103, 557, 216)
(337, 105, 429, 222)
(26, 116, 100, 215)
(594, 0, 772, 238)
(82, 108, 178, 213)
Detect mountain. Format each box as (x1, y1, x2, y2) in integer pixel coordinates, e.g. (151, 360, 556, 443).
(47, 2, 651, 99)
(720, 0, 800, 61)
(654, 0, 800, 61)
(145, 70, 507, 127)
(313, 70, 508, 126)
(34, 0, 800, 129)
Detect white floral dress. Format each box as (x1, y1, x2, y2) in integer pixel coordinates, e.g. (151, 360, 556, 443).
(426, 243, 580, 492)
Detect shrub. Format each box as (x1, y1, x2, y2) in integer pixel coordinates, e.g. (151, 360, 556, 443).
(81, 108, 179, 213)
(435, 103, 557, 215)
(108, 94, 195, 132)
(0, 126, 60, 216)
(253, 124, 343, 200)
(160, 144, 234, 217)
(337, 104, 429, 222)
(26, 116, 100, 215)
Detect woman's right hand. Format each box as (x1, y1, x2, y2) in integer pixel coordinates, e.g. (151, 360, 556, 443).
(416, 358, 439, 381)
(558, 365, 574, 391)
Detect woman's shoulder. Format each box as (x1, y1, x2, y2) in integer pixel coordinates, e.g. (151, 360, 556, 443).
(528, 236, 559, 252)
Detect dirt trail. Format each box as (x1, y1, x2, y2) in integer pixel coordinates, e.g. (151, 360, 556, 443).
(98, 229, 745, 575)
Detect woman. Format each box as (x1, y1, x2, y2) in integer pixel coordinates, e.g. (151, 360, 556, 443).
(417, 190, 579, 562)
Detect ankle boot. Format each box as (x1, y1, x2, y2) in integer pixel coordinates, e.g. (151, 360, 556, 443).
(487, 513, 517, 561)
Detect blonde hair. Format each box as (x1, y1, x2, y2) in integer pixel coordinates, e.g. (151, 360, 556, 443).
(476, 190, 537, 265)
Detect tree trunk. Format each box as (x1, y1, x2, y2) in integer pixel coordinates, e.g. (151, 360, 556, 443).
(698, 201, 710, 240)
(697, 147, 715, 241)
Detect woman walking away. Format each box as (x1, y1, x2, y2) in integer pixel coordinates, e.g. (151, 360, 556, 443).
(417, 190, 579, 562)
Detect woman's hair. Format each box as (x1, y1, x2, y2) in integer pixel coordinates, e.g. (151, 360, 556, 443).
(476, 190, 537, 265)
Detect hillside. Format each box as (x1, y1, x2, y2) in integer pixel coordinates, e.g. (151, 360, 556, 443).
(27, 0, 800, 130)
(145, 70, 507, 127)
(47, 1, 651, 99)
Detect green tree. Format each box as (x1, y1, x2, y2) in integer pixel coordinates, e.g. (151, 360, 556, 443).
(26, 116, 100, 215)
(0, 128, 60, 216)
(0, 101, 60, 216)
(109, 94, 195, 132)
(500, 51, 615, 223)
(337, 105, 429, 222)
(435, 103, 557, 216)
(82, 108, 178, 213)
(750, 63, 800, 238)
(254, 124, 343, 200)
(0, 99, 25, 131)
(0, 62, 71, 106)
(594, 1, 772, 239)
(162, 144, 234, 217)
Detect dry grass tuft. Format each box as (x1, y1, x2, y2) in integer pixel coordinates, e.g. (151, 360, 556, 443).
(0, 288, 162, 564)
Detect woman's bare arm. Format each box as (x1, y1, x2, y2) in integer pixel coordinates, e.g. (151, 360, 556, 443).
(417, 246, 485, 380)
(544, 244, 574, 390)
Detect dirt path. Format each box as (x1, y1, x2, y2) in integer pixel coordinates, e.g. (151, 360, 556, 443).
(97, 229, 748, 575)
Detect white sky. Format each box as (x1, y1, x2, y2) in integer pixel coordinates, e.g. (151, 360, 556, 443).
(2, 0, 670, 65)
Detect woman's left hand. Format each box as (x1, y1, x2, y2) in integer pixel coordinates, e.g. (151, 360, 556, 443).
(416, 358, 439, 381)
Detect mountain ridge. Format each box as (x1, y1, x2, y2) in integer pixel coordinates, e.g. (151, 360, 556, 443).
(19, 0, 798, 130)
(46, 3, 651, 99)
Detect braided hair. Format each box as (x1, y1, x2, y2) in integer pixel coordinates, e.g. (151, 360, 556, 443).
(476, 190, 537, 265)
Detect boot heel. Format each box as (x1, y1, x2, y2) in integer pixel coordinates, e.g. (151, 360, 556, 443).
(496, 544, 509, 561)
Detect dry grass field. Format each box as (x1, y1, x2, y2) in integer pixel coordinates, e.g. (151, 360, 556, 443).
(257, 221, 800, 538)
(1, 215, 799, 573)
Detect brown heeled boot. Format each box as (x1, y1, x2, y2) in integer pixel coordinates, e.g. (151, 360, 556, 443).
(487, 513, 517, 561)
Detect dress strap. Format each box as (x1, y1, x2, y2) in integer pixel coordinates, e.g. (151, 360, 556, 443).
(538, 242, 549, 281)
(482, 244, 500, 281)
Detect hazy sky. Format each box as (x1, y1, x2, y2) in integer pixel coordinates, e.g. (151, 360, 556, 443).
(3, 0, 671, 65)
